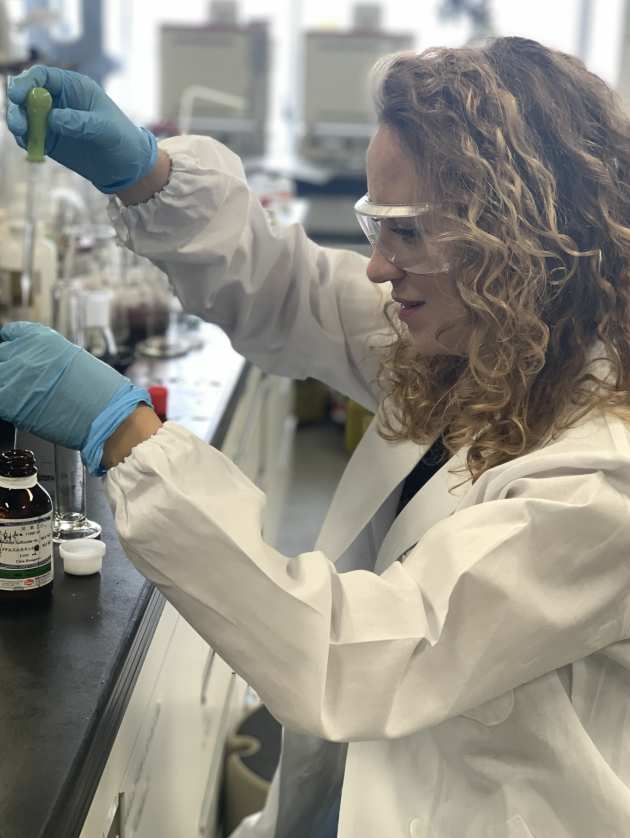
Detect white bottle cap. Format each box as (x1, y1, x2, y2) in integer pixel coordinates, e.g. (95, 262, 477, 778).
(60, 539, 106, 575)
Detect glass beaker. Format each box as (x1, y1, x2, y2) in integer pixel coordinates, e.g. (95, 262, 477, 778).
(136, 264, 191, 359)
(53, 445, 101, 541)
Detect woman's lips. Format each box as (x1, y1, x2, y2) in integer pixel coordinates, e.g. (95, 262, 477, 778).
(397, 300, 426, 322)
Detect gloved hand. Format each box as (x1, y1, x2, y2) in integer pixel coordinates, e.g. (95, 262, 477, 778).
(7, 65, 157, 193)
(0, 322, 151, 474)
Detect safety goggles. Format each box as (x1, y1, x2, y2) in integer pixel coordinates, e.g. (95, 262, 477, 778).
(354, 193, 452, 275)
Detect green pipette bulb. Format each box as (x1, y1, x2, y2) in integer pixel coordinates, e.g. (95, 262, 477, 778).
(26, 87, 52, 163)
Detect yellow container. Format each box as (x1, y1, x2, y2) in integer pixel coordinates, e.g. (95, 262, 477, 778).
(294, 378, 330, 425)
(345, 399, 374, 453)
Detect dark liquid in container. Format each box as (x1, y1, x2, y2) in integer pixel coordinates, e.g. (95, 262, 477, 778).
(0, 449, 53, 603)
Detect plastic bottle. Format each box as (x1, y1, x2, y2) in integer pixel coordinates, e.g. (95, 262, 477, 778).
(0, 449, 54, 603)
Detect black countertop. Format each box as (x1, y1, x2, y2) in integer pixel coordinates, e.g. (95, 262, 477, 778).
(0, 324, 248, 838)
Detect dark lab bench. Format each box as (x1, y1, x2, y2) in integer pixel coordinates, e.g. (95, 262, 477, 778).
(0, 326, 248, 838)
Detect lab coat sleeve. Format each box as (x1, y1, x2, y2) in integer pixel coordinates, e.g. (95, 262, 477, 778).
(107, 422, 630, 741)
(107, 135, 386, 412)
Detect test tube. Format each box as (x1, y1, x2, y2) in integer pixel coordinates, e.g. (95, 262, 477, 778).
(21, 88, 52, 312)
(53, 445, 101, 541)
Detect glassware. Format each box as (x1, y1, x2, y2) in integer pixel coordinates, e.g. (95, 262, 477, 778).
(52, 445, 101, 542)
(78, 288, 118, 362)
(52, 276, 81, 341)
(134, 263, 191, 358)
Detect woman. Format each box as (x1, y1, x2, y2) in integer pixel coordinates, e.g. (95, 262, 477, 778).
(6, 36, 630, 837)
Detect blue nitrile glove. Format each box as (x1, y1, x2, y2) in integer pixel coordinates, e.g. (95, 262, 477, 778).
(7, 65, 157, 193)
(0, 323, 152, 475)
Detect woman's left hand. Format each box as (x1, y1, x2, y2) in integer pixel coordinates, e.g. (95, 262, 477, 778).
(0, 321, 129, 448)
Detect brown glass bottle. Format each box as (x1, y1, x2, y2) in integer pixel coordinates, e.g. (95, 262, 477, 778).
(0, 449, 53, 603)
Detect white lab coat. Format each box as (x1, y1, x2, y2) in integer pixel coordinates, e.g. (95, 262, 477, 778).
(106, 135, 630, 837)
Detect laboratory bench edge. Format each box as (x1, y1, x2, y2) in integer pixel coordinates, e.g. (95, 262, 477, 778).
(0, 323, 297, 838)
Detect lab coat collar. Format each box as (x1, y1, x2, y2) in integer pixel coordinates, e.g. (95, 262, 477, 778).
(373, 445, 470, 574)
(315, 417, 426, 561)
(318, 340, 609, 568)
(316, 416, 471, 571)
(373, 338, 610, 571)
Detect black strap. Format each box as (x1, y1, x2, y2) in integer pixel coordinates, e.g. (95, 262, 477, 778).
(396, 436, 449, 518)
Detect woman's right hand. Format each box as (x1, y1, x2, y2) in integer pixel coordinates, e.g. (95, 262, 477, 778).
(7, 65, 157, 194)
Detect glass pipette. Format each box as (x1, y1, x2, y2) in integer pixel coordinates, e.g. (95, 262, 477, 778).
(22, 87, 52, 312)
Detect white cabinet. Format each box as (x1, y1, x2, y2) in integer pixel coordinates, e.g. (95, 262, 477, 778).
(221, 366, 267, 485)
(81, 367, 295, 837)
(81, 602, 246, 838)
(222, 368, 296, 548)
(123, 607, 243, 838)
(79, 603, 179, 838)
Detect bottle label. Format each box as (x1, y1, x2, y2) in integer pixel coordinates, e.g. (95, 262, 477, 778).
(0, 512, 53, 591)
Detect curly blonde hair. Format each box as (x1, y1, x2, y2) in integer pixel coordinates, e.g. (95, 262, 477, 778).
(370, 36, 630, 482)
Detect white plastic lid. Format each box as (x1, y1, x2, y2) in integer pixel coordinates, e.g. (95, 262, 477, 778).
(60, 539, 106, 576)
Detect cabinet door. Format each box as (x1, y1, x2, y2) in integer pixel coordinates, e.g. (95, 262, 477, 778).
(125, 611, 239, 838)
(261, 412, 297, 546)
(261, 377, 295, 475)
(84, 365, 291, 837)
(198, 668, 241, 837)
(221, 367, 264, 468)
(79, 603, 179, 838)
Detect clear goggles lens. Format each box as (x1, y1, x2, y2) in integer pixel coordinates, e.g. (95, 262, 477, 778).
(354, 195, 452, 275)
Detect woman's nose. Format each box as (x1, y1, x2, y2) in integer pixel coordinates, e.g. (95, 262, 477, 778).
(366, 247, 406, 284)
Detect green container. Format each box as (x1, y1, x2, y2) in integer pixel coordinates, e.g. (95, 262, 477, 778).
(26, 87, 52, 163)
